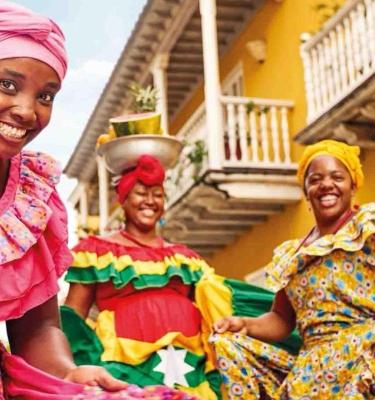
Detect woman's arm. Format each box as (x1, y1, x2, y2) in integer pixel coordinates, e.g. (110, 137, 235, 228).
(7, 295, 75, 377)
(6, 295, 127, 390)
(213, 289, 296, 343)
(64, 282, 96, 319)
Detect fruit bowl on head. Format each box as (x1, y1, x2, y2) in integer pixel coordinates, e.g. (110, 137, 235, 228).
(96, 134, 183, 175)
(110, 112, 162, 137)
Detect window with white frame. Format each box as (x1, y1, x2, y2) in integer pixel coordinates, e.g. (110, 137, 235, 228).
(222, 62, 244, 97)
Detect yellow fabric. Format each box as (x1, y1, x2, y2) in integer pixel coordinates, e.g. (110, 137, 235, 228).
(177, 381, 218, 400)
(95, 310, 204, 365)
(195, 275, 233, 326)
(296, 139, 364, 188)
(71, 250, 213, 275)
(195, 275, 233, 373)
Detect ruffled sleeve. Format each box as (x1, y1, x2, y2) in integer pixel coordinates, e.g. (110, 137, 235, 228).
(0, 150, 72, 321)
(265, 203, 375, 292)
(65, 236, 214, 289)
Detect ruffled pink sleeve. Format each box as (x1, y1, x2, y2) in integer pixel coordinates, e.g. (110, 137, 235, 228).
(0, 151, 72, 321)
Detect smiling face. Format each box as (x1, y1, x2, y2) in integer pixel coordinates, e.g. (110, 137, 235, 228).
(305, 155, 354, 228)
(123, 182, 165, 233)
(0, 57, 61, 160)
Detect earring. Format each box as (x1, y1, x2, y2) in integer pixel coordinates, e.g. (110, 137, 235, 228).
(306, 198, 312, 212)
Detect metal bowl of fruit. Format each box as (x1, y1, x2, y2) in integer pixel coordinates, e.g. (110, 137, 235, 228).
(96, 134, 183, 175)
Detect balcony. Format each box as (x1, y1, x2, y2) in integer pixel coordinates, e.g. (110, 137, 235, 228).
(163, 95, 302, 256)
(296, 0, 375, 147)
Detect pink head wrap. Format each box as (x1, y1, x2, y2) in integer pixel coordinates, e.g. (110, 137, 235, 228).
(0, 1, 67, 81)
(116, 155, 165, 204)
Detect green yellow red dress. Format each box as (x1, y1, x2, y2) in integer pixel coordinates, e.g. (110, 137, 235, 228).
(211, 202, 375, 399)
(62, 236, 300, 399)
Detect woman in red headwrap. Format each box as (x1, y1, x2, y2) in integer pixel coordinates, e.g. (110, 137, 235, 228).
(0, 1, 195, 399)
(62, 155, 301, 399)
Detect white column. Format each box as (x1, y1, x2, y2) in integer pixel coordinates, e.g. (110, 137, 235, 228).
(97, 156, 109, 235)
(151, 53, 169, 135)
(199, 0, 224, 169)
(79, 183, 88, 228)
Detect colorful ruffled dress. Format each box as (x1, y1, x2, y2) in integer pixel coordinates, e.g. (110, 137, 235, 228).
(212, 203, 375, 399)
(0, 150, 194, 400)
(62, 234, 301, 400)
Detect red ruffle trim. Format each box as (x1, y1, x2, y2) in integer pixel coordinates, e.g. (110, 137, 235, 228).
(72, 235, 202, 262)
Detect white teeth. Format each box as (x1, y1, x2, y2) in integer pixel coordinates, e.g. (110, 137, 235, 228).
(141, 209, 155, 217)
(320, 194, 338, 207)
(0, 122, 27, 139)
(320, 195, 337, 201)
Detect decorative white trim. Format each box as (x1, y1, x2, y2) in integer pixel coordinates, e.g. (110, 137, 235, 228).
(151, 53, 170, 135)
(79, 183, 88, 228)
(222, 62, 244, 96)
(199, 0, 224, 169)
(97, 156, 109, 235)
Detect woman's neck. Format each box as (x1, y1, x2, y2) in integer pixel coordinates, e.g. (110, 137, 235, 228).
(123, 225, 160, 246)
(0, 158, 10, 199)
(315, 208, 354, 237)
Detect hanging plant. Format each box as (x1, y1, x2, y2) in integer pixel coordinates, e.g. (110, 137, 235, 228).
(246, 100, 255, 114)
(187, 140, 208, 182)
(312, 0, 343, 27)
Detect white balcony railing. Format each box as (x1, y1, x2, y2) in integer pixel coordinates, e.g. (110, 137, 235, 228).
(221, 95, 294, 168)
(165, 96, 294, 207)
(301, 0, 375, 123)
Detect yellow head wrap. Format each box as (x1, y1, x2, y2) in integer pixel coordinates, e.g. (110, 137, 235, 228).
(297, 139, 364, 189)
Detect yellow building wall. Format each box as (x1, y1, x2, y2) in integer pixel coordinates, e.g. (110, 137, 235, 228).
(171, 0, 322, 149)
(170, 0, 370, 280)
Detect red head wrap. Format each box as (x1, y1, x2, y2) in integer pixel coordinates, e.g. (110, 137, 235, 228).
(116, 155, 165, 204)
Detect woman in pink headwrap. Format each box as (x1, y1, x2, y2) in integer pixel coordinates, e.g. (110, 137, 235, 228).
(0, 1, 195, 399)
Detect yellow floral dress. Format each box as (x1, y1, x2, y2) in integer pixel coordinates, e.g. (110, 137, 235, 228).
(211, 203, 375, 399)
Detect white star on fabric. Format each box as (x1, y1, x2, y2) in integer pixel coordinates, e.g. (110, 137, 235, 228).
(153, 345, 195, 387)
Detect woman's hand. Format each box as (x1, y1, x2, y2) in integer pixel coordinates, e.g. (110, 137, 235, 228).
(213, 316, 248, 334)
(64, 365, 128, 391)
(213, 290, 296, 342)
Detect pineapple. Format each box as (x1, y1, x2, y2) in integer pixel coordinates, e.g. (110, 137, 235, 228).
(128, 82, 158, 113)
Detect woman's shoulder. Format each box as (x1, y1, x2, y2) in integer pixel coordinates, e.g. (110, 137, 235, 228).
(263, 238, 301, 291)
(353, 202, 375, 223)
(303, 202, 375, 256)
(0, 152, 71, 319)
(20, 150, 62, 187)
(0, 151, 65, 265)
(71, 235, 109, 253)
(71, 234, 207, 259)
(264, 203, 375, 292)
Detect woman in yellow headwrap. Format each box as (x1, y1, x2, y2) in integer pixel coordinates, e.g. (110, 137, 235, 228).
(211, 139, 375, 399)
